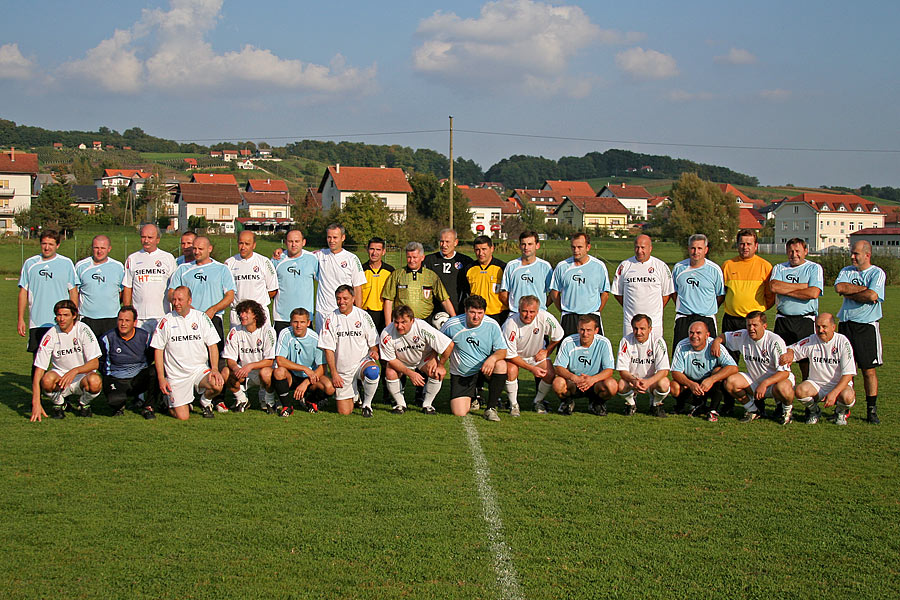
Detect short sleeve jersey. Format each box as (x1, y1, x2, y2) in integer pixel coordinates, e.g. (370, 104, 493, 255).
(466, 258, 508, 315)
(34, 322, 102, 376)
(224, 252, 279, 310)
(723, 329, 790, 382)
(502, 310, 563, 360)
(550, 256, 610, 314)
(671, 259, 725, 317)
(122, 248, 177, 321)
(722, 255, 772, 318)
(379, 318, 452, 368)
(361, 261, 395, 312)
(314, 249, 367, 316)
(616, 333, 670, 379)
(317, 307, 379, 374)
(441, 314, 506, 377)
(150, 309, 220, 381)
(611, 256, 674, 332)
(75, 257, 125, 320)
(222, 324, 277, 367)
(835, 265, 885, 323)
(100, 327, 151, 378)
(789, 332, 856, 387)
(19, 254, 77, 329)
(770, 260, 824, 316)
(501, 257, 553, 310)
(671, 338, 737, 381)
(553, 333, 615, 376)
(425, 251, 476, 312)
(276, 328, 323, 378)
(382, 267, 450, 320)
(273, 251, 319, 322)
(169, 260, 236, 317)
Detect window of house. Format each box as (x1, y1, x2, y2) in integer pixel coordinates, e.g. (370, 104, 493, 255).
(793, 206, 799, 214)
(255, 212, 266, 218)
(0, 179, 9, 188)
(782, 222, 789, 231)
(219, 208, 231, 218)
(804, 222, 810, 230)
(793, 221, 799, 230)
(196, 207, 206, 216)
(0, 198, 9, 208)
(850, 223, 855, 231)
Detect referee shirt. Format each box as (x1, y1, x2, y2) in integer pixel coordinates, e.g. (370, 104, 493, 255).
(382, 266, 450, 320)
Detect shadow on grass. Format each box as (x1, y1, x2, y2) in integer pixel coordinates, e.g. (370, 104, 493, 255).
(0, 370, 35, 417)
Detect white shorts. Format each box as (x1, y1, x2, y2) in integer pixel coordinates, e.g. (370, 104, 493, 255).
(166, 368, 211, 408)
(807, 379, 853, 401)
(737, 372, 796, 398)
(240, 369, 264, 392)
(314, 312, 326, 333)
(49, 373, 87, 405)
(334, 357, 376, 401)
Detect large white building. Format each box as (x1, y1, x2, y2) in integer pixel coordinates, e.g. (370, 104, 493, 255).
(318, 164, 412, 222)
(596, 183, 652, 220)
(773, 193, 884, 253)
(0, 149, 38, 234)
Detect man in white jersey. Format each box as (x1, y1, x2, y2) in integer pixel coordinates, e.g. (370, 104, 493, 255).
(123, 224, 177, 331)
(318, 285, 380, 417)
(381, 305, 453, 414)
(611, 234, 674, 337)
(712, 311, 795, 424)
(151, 286, 225, 420)
(223, 299, 277, 413)
(671, 233, 724, 346)
(225, 231, 278, 325)
(502, 295, 563, 415)
(30, 300, 102, 421)
(616, 313, 670, 418)
(779, 313, 856, 425)
(314, 224, 367, 330)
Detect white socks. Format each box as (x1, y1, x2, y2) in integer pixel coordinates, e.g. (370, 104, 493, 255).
(534, 380, 552, 404)
(386, 378, 405, 408)
(618, 390, 636, 406)
(362, 376, 378, 409)
(505, 380, 519, 408)
(423, 378, 441, 408)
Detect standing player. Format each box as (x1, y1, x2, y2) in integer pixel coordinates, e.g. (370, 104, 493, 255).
(425, 228, 475, 314)
(380, 305, 454, 414)
(611, 234, 674, 337)
(318, 285, 380, 417)
(100, 306, 155, 419)
(175, 231, 197, 266)
(671, 233, 725, 345)
(550, 232, 610, 337)
(122, 224, 177, 331)
(382, 242, 455, 325)
(314, 224, 366, 331)
(502, 295, 563, 415)
(272, 230, 318, 335)
(225, 231, 278, 327)
(721, 229, 775, 344)
(779, 313, 857, 425)
(552, 314, 617, 416)
(361, 237, 394, 333)
(75, 234, 125, 340)
(467, 236, 508, 324)
(223, 299, 277, 413)
(834, 240, 884, 424)
(616, 314, 670, 417)
(670, 321, 738, 420)
(30, 300, 102, 421)
(272, 308, 334, 415)
(500, 230, 553, 313)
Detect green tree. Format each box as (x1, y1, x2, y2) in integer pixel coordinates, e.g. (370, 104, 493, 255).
(340, 192, 395, 245)
(665, 173, 739, 254)
(519, 203, 546, 232)
(16, 183, 82, 235)
(430, 185, 472, 239)
(137, 175, 168, 224)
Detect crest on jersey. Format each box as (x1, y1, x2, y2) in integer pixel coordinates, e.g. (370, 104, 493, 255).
(831, 345, 838, 355)
(423, 288, 432, 299)
(761, 349, 768, 357)
(621, 341, 628, 354)
(648, 266, 655, 274)
(253, 265, 260, 273)
(455, 261, 462, 270)
(647, 348, 653, 357)
(73, 338, 79, 347)
(355, 321, 361, 328)
(191, 322, 199, 330)
(412, 336, 420, 343)
(256, 338, 262, 347)
(509, 331, 516, 342)
(155, 260, 162, 268)
(115, 347, 121, 353)
(341, 261, 348, 268)
(533, 327, 539, 335)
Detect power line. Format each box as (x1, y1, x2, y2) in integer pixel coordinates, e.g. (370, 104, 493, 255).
(174, 130, 444, 143)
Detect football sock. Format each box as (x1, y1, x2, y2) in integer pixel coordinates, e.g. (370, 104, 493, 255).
(866, 395, 877, 409)
(783, 403, 793, 419)
(423, 378, 441, 409)
(386, 378, 405, 407)
(534, 380, 552, 404)
(743, 399, 757, 413)
(362, 376, 378, 409)
(272, 377, 291, 406)
(505, 380, 519, 408)
(80, 387, 100, 406)
(797, 396, 814, 407)
(233, 389, 248, 405)
(618, 390, 636, 406)
(487, 373, 505, 410)
(651, 388, 669, 406)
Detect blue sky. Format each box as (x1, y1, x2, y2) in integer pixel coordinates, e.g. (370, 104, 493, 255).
(1, 0, 898, 187)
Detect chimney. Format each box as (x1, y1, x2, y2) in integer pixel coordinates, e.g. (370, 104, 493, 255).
(335, 163, 340, 174)
(10, 147, 14, 162)
(380, 165, 385, 169)
(621, 182, 626, 188)
(266, 178, 270, 184)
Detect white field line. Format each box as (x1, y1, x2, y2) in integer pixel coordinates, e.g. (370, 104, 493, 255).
(462, 416, 524, 600)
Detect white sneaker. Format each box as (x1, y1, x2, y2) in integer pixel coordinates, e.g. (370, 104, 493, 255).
(510, 404, 520, 417)
(834, 410, 848, 426)
(806, 404, 821, 425)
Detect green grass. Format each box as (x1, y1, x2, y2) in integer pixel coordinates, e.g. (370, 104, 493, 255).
(2, 245, 899, 599)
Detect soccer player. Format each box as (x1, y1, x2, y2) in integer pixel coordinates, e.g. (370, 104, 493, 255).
(441, 295, 508, 420)
(779, 313, 857, 425)
(500, 230, 553, 313)
(175, 230, 197, 266)
(425, 228, 475, 314)
(382, 242, 455, 326)
(223, 299, 277, 413)
(721, 229, 775, 343)
(502, 295, 563, 415)
(550, 232, 610, 337)
(272, 308, 334, 415)
(616, 313, 670, 418)
(713, 311, 795, 424)
(769, 238, 823, 381)
(122, 224, 177, 331)
(611, 234, 674, 337)
(552, 313, 617, 416)
(380, 305, 453, 414)
(18, 229, 78, 366)
(151, 286, 225, 420)
(467, 236, 509, 324)
(100, 305, 155, 419)
(30, 299, 102, 421)
(317, 285, 380, 417)
(361, 237, 394, 333)
(314, 224, 366, 331)
(834, 240, 884, 424)
(75, 234, 125, 341)
(671, 233, 724, 345)
(670, 321, 738, 420)
(225, 231, 278, 326)
(272, 229, 318, 335)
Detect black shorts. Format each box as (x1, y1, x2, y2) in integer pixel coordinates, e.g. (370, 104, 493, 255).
(721, 313, 746, 334)
(273, 320, 291, 336)
(673, 315, 717, 347)
(561, 313, 604, 338)
(774, 314, 815, 346)
(366, 309, 386, 334)
(450, 373, 479, 399)
(838, 321, 882, 369)
(212, 316, 225, 351)
(104, 369, 152, 406)
(81, 317, 118, 341)
(27, 326, 51, 353)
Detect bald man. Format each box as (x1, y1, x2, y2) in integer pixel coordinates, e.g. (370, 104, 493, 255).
(122, 224, 177, 331)
(75, 234, 124, 341)
(225, 230, 278, 326)
(611, 234, 674, 338)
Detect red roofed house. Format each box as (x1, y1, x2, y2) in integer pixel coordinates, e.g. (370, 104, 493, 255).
(240, 191, 294, 223)
(95, 169, 153, 192)
(183, 158, 198, 168)
(177, 183, 243, 233)
(461, 187, 519, 236)
(596, 182, 653, 220)
(190, 173, 239, 185)
(53, 142, 63, 150)
(318, 164, 412, 222)
(773, 192, 885, 252)
(92, 141, 102, 150)
(717, 183, 766, 209)
(210, 151, 223, 158)
(850, 227, 900, 256)
(878, 205, 900, 225)
(222, 150, 238, 162)
(542, 180, 595, 197)
(0, 148, 39, 234)
(739, 207, 765, 231)
(239, 149, 252, 157)
(509, 188, 567, 224)
(554, 196, 630, 231)
(246, 178, 289, 194)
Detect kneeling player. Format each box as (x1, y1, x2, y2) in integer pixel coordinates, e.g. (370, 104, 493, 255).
(381, 305, 453, 414)
(100, 305, 155, 419)
(30, 300, 103, 421)
(779, 313, 856, 425)
(502, 295, 563, 415)
(272, 308, 334, 416)
(670, 321, 738, 421)
(223, 300, 277, 413)
(552, 314, 616, 415)
(616, 313, 670, 417)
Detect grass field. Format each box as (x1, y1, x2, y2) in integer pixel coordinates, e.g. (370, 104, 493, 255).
(2, 240, 898, 599)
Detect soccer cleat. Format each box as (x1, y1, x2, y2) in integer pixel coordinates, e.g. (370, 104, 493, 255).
(52, 405, 66, 419)
(806, 404, 821, 425)
(280, 406, 294, 418)
(354, 397, 363, 409)
(867, 407, 880, 425)
(834, 411, 848, 426)
(510, 404, 520, 417)
(651, 405, 668, 418)
(201, 405, 215, 419)
(557, 400, 574, 415)
(263, 405, 277, 415)
(78, 404, 93, 418)
(483, 407, 501, 422)
(534, 400, 548, 415)
(739, 411, 760, 423)
(141, 407, 156, 420)
(361, 406, 373, 418)
(306, 402, 319, 414)
(688, 405, 705, 418)
(624, 404, 637, 416)
(422, 405, 437, 415)
(215, 402, 229, 413)
(594, 402, 608, 417)
(112, 405, 125, 417)
(780, 410, 793, 425)
(391, 404, 406, 415)
(707, 410, 719, 423)
(233, 401, 248, 413)
(470, 398, 481, 411)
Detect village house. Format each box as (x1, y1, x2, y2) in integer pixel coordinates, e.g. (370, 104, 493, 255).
(541, 180, 595, 196)
(461, 187, 519, 237)
(849, 227, 900, 256)
(95, 168, 152, 192)
(222, 150, 238, 162)
(554, 196, 630, 231)
(596, 183, 652, 220)
(510, 188, 566, 224)
(71, 185, 105, 214)
(0, 148, 38, 234)
(176, 183, 242, 233)
(190, 173, 238, 185)
(772, 192, 884, 252)
(318, 164, 412, 222)
(246, 178, 289, 195)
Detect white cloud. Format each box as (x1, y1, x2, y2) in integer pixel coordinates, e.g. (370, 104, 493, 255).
(715, 47, 757, 65)
(59, 0, 375, 95)
(666, 89, 715, 102)
(0, 43, 36, 80)
(615, 47, 678, 80)
(759, 89, 792, 101)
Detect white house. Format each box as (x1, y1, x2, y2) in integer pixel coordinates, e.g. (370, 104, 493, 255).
(176, 183, 243, 232)
(95, 169, 152, 192)
(0, 148, 38, 234)
(240, 191, 293, 220)
(596, 183, 652, 220)
(510, 188, 566, 224)
(318, 164, 412, 222)
(461, 187, 519, 237)
(773, 193, 884, 253)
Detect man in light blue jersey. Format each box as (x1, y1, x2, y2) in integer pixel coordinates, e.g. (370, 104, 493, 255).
(552, 313, 616, 415)
(17, 229, 79, 365)
(272, 307, 334, 415)
(671, 233, 724, 345)
(770, 238, 823, 381)
(175, 231, 196, 266)
(835, 240, 885, 424)
(441, 294, 508, 421)
(670, 321, 738, 418)
(500, 230, 553, 313)
(75, 234, 124, 341)
(273, 229, 319, 336)
(550, 232, 610, 337)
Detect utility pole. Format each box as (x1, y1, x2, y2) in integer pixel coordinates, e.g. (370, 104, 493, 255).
(448, 115, 454, 230)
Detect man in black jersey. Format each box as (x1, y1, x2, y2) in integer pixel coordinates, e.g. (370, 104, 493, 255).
(425, 228, 475, 314)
